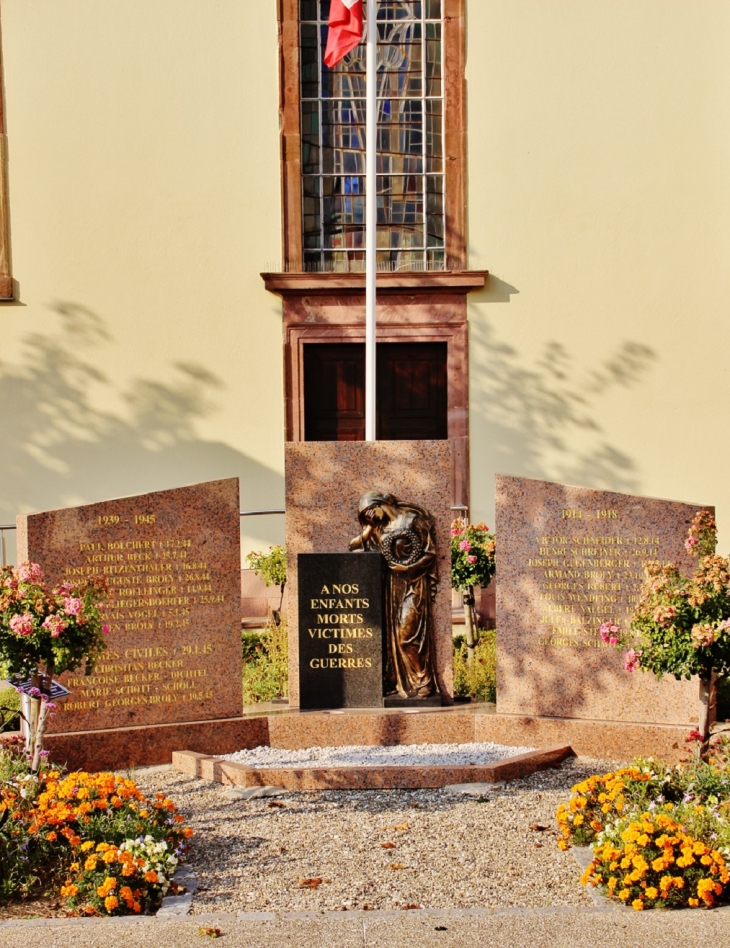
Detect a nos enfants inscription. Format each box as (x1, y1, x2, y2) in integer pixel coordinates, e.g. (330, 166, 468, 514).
(297, 553, 383, 709)
(16, 479, 242, 732)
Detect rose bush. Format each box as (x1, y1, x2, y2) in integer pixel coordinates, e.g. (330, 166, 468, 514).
(0, 562, 108, 768)
(601, 511, 730, 740)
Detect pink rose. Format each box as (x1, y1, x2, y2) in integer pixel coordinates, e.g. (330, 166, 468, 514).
(459, 539, 471, 552)
(9, 612, 34, 636)
(102, 624, 110, 636)
(63, 597, 83, 616)
(624, 648, 641, 673)
(42, 614, 67, 638)
(467, 555, 477, 565)
(599, 621, 620, 644)
(685, 536, 699, 552)
(17, 562, 43, 583)
(53, 582, 74, 596)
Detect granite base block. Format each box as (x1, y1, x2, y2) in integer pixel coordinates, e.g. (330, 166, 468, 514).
(474, 712, 691, 762)
(42, 716, 269, 771)
(172, 745, 575, 790)
(265, 708, 477, 749)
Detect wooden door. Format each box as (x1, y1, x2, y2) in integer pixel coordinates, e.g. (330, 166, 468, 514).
(303, 342, 447, 441)
(304, 343, 365, 441)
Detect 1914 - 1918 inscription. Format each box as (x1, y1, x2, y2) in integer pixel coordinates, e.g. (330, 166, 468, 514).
(297, 553, 383, 709)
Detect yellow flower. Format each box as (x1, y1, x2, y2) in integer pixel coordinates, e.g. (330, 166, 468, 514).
(84, 857, 98, 871)
(618, 889, 630, 901)
(632, 899, 645, 911)
(573, 814, 584, 827)
(104, 896, 119, 913)
(81, 841, 95, 852)
(645, 887, 658, 900)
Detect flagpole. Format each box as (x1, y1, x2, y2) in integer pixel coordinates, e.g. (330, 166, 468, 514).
(364, 0, 377, 441)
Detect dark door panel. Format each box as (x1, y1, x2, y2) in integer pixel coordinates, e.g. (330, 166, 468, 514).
(303, 341, 447, 442)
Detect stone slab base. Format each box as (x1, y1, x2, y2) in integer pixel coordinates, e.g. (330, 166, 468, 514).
(266, 707, 477, 749)
(17, 704, 695, 771)
(172, 744, 575, 790)
(476, 713, 691, 762)
(40, 716, 269, 771)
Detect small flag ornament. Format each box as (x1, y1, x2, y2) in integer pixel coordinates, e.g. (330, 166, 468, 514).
(324, 0, 364, 68)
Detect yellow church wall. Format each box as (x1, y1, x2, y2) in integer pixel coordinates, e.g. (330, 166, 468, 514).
(466, 0, 730, 546)
(1, 0, 729, 561)
(0, 0, 285, 560)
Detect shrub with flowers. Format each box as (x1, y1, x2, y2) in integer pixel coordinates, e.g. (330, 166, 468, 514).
(60, 836, 180, 915)
(0, 739, 192, 912)
(0, 562, 108, 769)
(581, 813, 729, 910)
(450, 520, 496, 593)
(600, 511, 730, 740)
(557, 753, 730, 909)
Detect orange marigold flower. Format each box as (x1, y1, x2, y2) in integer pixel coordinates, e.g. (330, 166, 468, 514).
(144, 871, 159, 884)
(46, 831, 58, 842)
(104, 896, 119, 913)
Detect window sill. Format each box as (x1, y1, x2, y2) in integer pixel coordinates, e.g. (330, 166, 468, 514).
(261, 269, 488, 296)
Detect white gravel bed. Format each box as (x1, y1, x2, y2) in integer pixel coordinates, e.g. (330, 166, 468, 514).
(130, 755, 622, 915)
(220, 741, 535, 769)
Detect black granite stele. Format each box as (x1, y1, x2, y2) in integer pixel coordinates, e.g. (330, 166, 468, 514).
(298, 553, 384, 710)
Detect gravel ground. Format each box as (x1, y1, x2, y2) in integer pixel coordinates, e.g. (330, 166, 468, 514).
(131, 755, 621, 915)
(221, 741, 536, 768)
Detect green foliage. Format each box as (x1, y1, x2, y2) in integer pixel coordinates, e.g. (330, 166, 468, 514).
(242, 618, 289, 705)
(452, 631, 496, 703)
(0, 687, 20, 732)
(246, 546, 287, 590)
(450, 520, 496, 592)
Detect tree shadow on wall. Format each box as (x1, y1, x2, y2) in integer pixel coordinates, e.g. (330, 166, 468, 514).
(469, 316, 657, 494)
(0, 302, 283, 520)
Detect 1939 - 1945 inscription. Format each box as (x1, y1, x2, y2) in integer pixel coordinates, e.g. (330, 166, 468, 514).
(297, 553, 383, 710)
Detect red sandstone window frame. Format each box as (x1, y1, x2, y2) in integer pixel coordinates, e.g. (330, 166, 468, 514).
(268, 1, 484, 509)
(277, 0, 467, 273)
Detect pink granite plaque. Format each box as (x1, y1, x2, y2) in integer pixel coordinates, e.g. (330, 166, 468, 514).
(285, 442, 453, 707)
(16, 479, 242, 734)
(496, 475, 707, 725)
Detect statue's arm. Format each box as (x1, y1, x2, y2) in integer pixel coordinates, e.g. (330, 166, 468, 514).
(349, 524, 375, 552)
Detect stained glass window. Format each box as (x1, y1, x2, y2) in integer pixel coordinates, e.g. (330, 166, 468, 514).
(299, 0, 445, 272)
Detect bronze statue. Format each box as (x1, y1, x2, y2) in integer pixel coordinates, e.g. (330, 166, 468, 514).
(350, 491, 440, 700)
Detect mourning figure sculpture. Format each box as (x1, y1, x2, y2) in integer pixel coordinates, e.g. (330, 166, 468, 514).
(350, 491, 440, 700)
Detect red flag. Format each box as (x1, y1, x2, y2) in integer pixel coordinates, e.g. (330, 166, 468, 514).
(324, 0, 364, 68)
